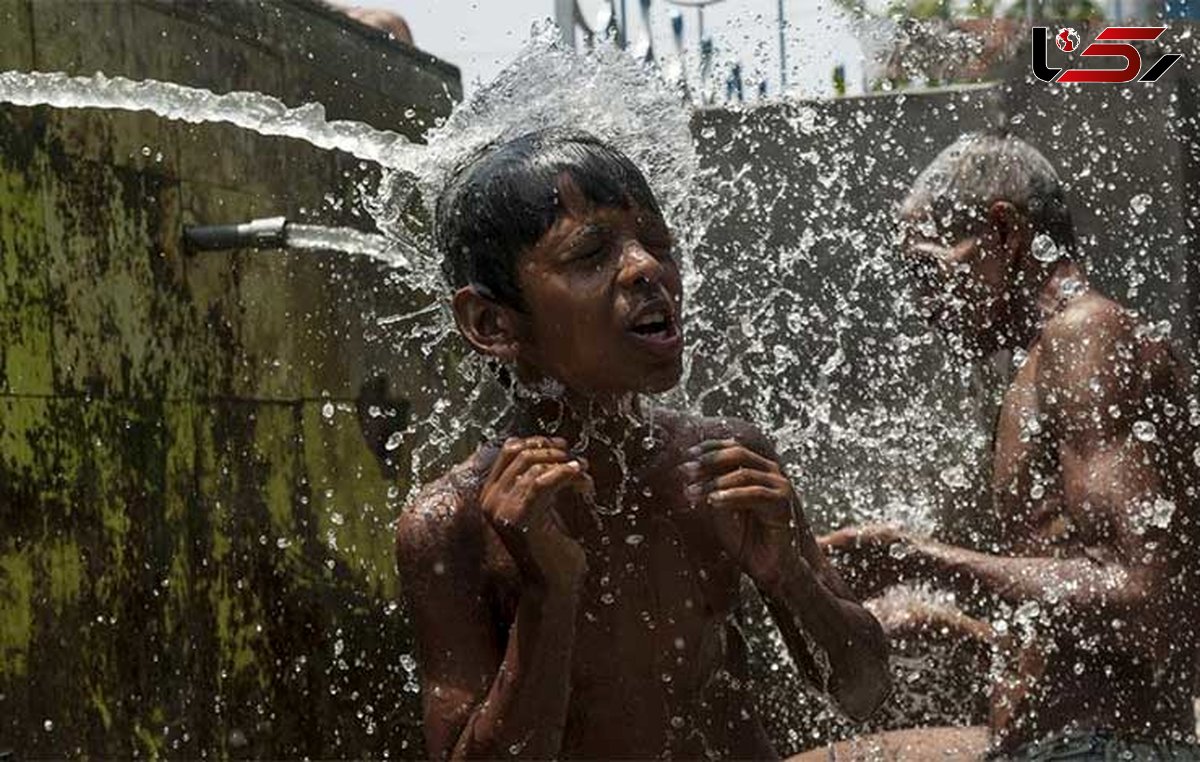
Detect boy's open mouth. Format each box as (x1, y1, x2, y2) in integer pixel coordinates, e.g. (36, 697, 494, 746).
(626, 302, 682, 356)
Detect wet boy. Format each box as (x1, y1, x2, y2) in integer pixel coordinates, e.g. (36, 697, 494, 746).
(396, 130, 890, 759)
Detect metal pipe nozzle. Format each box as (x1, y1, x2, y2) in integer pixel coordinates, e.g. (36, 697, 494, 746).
(183, 216, 288, 252)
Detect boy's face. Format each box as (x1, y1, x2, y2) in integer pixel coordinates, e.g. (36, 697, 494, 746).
(513, 180, 683, 396)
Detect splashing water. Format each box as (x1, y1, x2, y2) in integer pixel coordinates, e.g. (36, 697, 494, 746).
(0, 69, 415, 167)
(369, 21, 706, 283)
(0, 21, 1099, 753)
(286, 224, 413, 269)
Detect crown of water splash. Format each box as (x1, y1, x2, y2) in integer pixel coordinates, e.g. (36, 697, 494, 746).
(370, 20, 706, 293)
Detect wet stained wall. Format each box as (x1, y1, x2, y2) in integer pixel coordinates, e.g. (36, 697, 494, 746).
(0, 0, 459, 756)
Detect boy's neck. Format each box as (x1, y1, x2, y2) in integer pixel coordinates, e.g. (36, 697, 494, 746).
(507, 385, 653, 453)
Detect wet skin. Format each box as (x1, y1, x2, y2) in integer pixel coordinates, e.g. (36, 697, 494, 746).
(396, 184, 889, 759)
(823, 202, 1200, 753)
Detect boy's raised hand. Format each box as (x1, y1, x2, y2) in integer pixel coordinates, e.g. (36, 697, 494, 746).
(679, 438, 806, 592)
(480, 436, 595, 593)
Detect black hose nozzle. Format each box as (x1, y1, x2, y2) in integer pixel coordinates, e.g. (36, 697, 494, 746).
(184, 216, 288, 252)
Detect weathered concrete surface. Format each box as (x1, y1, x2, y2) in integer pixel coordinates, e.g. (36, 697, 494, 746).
(0, 0, 457, 757)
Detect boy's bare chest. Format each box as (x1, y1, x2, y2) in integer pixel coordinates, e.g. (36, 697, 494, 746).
(485, 458, 743, 686)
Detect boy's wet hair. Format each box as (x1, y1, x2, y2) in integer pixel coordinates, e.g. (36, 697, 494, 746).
(436, 129, 663, 308)
(902, 131, 1078, 258)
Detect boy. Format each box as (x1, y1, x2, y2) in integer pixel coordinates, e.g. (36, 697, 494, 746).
(823, 133, 1200, 760)
(396, 129, 889, 759)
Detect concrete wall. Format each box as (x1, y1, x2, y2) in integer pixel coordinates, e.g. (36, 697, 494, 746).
(0, 0, 459, 757)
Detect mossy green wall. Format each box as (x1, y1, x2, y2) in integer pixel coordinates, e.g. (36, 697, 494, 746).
(0, 0, 460, 756)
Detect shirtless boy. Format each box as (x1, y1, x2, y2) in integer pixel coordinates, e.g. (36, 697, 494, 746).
(396, 130, 890, 759)
(823, 132, 1200, 760)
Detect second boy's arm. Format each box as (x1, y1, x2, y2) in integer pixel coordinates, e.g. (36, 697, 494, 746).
(822, 313, 1193, 653)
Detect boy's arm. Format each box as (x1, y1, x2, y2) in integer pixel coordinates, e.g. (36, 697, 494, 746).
(761, 493, 893, 721)
(398, 440, 590, 759)
(682, 424, 891, 721)
(823, 308, 1193, 651)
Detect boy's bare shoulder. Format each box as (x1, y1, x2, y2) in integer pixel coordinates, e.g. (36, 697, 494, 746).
(1043, 291, 1180, 380)
(395, 455, 488, 565)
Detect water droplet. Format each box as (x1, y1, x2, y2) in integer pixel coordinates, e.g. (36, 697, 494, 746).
(939, 464, 968, 490)
(384, 431, 403, 451)
(43, 719, 53, 732)
(330, 512, 345, 526)
(321, 401, 335, 419)
(140, 145, 151, 157)
(670, 715, 685, 729)
(625, 533, 644, 546)
(1133, 420, 1156, 442)
(1193, 445, 1200, 468)
(1060, 277, 1085, 298)
(1013, 600, 1041, 627)
(1129, 192, 1153, 215)
(276, 537, 291, 549)
(1148, 497, 1176, 530)
(600, 592, 615, 605)
(1031, 234, 1060, 263)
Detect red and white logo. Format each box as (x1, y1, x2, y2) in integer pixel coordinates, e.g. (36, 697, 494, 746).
(1056, 27, 1080, 52)
(1032, 26, 1183, 83)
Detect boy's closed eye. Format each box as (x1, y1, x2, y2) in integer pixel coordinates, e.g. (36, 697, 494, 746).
(639, 225, 675, 259)
(562, 225, 612, 263)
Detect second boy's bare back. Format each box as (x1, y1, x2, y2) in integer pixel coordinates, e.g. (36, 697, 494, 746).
(397, 130, 889, 759)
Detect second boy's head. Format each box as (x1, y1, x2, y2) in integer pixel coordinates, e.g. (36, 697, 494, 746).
(898, 132, 1078, 354)
(437, 130, 683, 397)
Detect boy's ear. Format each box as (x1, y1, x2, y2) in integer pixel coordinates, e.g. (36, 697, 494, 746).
(451, 286, 523, 362)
